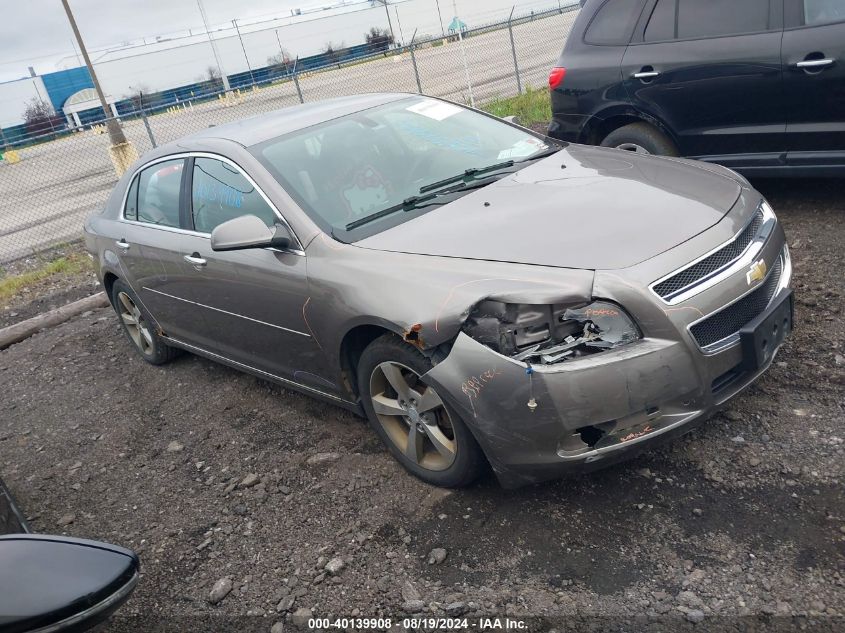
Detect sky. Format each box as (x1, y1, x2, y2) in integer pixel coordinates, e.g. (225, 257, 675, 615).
(0, 0, 331, 80)
(0, 0, 564, 82)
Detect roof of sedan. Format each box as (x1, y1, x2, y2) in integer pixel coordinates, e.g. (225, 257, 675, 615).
(183, 92, 413, 147)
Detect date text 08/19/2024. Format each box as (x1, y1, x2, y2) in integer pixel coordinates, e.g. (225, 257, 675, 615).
(307, 618, 528, 630)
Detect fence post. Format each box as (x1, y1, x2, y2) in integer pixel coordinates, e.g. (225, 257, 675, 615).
(508, 7, 522, 95)
(138, 93, 157, 148)
(409, 30, 423, 94)
(293, 56, 304, 104)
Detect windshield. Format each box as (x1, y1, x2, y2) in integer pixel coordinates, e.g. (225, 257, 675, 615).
(252, 96, 556, 238)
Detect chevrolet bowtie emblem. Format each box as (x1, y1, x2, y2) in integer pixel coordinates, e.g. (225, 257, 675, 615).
(746, 259, 767, 285)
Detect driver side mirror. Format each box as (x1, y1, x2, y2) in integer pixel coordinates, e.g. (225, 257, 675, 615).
(211, 214, 294, 252)
(0, 534, 139, 632)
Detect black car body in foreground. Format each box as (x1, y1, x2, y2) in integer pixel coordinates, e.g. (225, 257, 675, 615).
(0, 478, 139, 633)
(549, 0, 845, 176)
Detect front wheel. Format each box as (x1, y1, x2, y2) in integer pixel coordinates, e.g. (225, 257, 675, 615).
(601, 122, 679, 156)
(357, 335, 485, 488)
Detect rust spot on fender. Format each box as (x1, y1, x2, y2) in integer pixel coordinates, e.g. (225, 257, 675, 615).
(403, 323, 425, 349)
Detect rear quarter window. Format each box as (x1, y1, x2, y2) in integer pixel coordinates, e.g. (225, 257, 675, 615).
(124, 175, 139, 221)
(584, 0, 645, 45)
(136, 159, 184, 228)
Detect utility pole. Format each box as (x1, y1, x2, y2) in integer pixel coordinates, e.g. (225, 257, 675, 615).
(435, 0, 446, 37)
(233, 19, 255, 86)
(451, 0, 474, 107)
(374, 1, 396, 48)
(60, 0, 126, 146)
(197, 0, 231, 91)
(393, 6, 405, 46)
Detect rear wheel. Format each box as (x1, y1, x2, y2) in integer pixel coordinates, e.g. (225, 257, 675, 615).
(601, 122, 678, 156)
(111, 279, 179, 365)
(357, 335, 485, 487)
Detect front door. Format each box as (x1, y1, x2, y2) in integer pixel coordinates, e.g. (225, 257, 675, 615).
(782, 0, 845, 167)
(175, 156, 337, 395)
(622, 0, 785, 164)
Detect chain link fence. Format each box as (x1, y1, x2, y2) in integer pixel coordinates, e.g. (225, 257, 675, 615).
(0, 4, 579, 265)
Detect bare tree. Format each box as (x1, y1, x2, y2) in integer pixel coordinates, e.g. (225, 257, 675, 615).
(22, 98, 64, 136)
(365, 26, 394, 52)
(123, 85, 151, 111)
(323, 41, 345, 64)
(195, 66, 224, 93)
(267, 50, 293, 76)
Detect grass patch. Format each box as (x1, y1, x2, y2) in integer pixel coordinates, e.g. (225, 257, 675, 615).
(482, 87, 551, 128)
(0, 253, 91, 305)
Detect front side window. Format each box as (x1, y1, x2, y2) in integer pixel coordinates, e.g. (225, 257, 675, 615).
(584, 0, 644, 45)
(191, 158, 278, 234)
(253, 97, 555, 238)
(135, 159, 184, 228)
(803, 0, 845, 25)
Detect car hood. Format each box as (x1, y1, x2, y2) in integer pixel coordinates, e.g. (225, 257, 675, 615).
(355, 144, 742, 270)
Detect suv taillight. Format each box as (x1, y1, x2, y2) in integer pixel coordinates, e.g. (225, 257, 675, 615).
(549, 67, 566, 90)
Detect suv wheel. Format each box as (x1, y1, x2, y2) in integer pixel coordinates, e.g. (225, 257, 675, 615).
(357, 334, 485, 488)
(601, 122, 679, 156)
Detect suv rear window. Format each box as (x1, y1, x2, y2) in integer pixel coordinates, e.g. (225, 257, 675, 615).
(584, 0, 644, 45)
(645, 0, 773, 41)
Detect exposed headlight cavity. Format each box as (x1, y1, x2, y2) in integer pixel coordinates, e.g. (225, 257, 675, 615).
(463, 300, 641, 365)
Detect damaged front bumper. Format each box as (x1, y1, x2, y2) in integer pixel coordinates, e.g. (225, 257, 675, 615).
(424, 324, 785, 488)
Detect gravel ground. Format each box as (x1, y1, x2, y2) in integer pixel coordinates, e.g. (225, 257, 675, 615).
(0, 178, 842, 632)
(0, 240, 99, 329)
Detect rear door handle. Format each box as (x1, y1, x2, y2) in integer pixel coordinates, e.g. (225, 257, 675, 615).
(633, 70, 660, 79)
(116, 239, 130, 250)
(796, 58, 834, 68)
(183, 253, 207, 267)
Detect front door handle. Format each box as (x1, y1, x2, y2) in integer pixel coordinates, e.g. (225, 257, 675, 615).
(796, 58, 834, 69)
(633, 70, 660, 80)
(116, 239, 130, 250)
(183, 253, 207, 267)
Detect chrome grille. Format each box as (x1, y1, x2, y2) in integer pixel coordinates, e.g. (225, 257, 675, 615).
(654, 208, 765, 300)
(690, 255, 783, 350)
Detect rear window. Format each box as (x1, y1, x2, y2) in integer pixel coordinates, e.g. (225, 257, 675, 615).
(644, 0, 774, 41)
(803, 0, 845, 25)
(643, 0, 676, 41)
(584, 0, 644, 45)
(677, 0, 771, 38)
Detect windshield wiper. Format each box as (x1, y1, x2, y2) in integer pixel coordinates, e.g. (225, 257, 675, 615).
(344, 178, 496, 231)
(419, 160, 515, 194)
(345, 193, 446, 231)
(417, 146, 562, 195)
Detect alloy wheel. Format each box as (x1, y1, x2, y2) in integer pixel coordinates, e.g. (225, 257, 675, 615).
(369, 361, 457, 471)
(117, 291, 153, 356)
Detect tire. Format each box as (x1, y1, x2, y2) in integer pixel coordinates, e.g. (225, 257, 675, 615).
(111, 279, 179, 366)
(601, 122, 679, 156)
(357, 334, 485, 488)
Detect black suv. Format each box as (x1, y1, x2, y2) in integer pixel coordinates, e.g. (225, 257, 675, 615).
(548, 0, 845, 176)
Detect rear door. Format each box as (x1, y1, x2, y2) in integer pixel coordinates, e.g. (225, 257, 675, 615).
(117, 157, 200, 342)
(621, 0, 785, 165)
(175, 155, 337, 394)
(782, 0, 845, 168)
